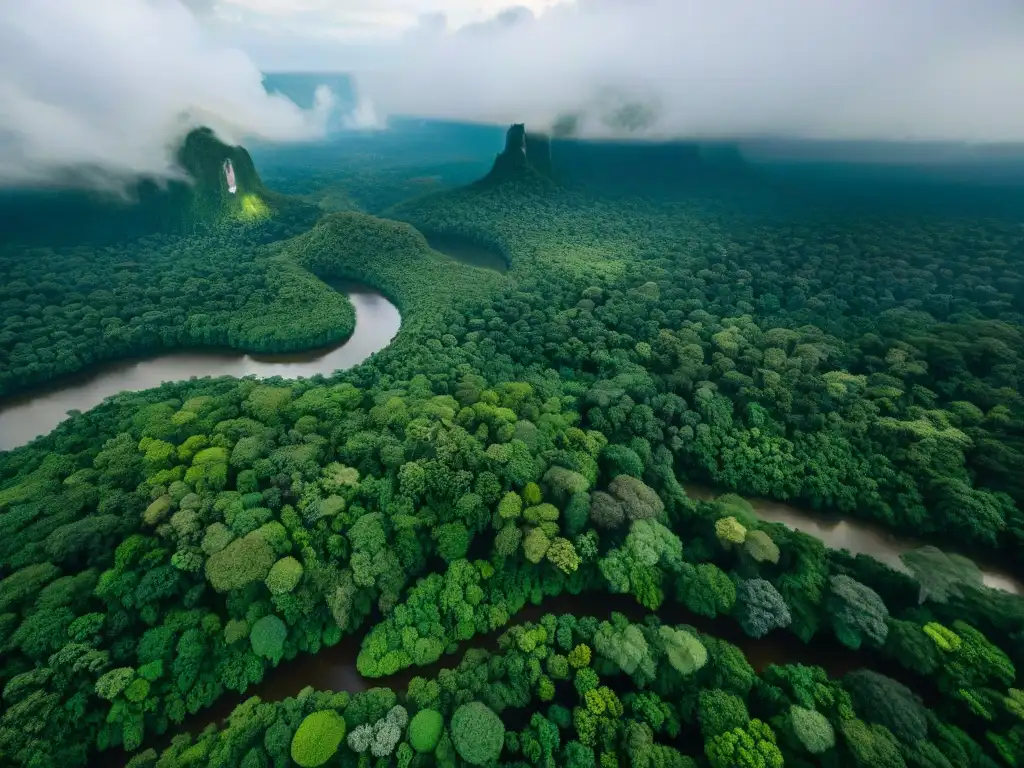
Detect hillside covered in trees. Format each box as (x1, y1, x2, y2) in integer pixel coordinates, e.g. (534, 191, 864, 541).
(0, 123, 1023, 768)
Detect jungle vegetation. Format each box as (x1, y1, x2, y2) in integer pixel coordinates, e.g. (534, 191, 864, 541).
(0, 126, 1022, 768)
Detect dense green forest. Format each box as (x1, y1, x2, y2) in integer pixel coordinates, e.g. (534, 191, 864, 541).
(0, 126, 1023, 768)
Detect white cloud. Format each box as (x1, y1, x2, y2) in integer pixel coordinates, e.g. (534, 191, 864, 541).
(0, 0, 335, 189)
(344, 0, 1024, 143)
(3, 0, 1022, 192)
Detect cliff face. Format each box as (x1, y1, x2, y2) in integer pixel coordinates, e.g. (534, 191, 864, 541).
(0, 128, 272, 245)
(167, 127, 268, 227)
(479, 123, 554, 186)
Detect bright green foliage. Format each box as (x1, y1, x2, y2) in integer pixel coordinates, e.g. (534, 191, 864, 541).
(498, 492, 523, 520)
(943, 621, 1015, 690)
(600, 519, 684, 609)
(264, 556, 303, 595)
(94, 667, 135, 701)
(594, 619, 655, 678)
(568, 644, 592, 669)
(743, 530, 780, 564)
(523, 503, 559, 525)
(715, 517, 747, 546)
(676, 562, 736, 618)
(790, 706, 835, 754)
(546, 537, 581, 573)
(124, 678, 150, 703)
(698, 689, 750, 738)
(451, 702, 505, 765)
(224, 618, 249, 645)
(3, 123, 1024, 768)
(1004, 689, 1024, 721)
(523, 482, 543, 505)
(543, 466, 590, 498)
(601, 444, 645, 478)
(290, 710, 346, 767)
(523, 527, 552, 563)
(494, 523, 523, 557)
(142, 496, 172, 526)
(706, 719, 783, 768)
(249, 615, 287, 662)
(924, 622, 962, 653)
(575, 667, 600, 695)
(547, 653, 570, 679)
(201, 523, 234, 555)
(659, 626, 707, 675)
(204, 532, 275, 592)
(409, 709, 444, 753)
(715, 494, 758, 527)
(436, 522, 471, 563)
(537, 676, 555, 701)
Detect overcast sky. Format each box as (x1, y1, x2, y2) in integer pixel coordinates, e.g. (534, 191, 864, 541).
(2, 0, 1023, 188)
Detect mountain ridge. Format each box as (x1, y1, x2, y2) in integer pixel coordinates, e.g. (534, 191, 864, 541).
(0, 127, 278, 245)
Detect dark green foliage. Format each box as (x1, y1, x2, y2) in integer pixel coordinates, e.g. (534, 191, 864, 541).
(2, 125, 1024, 768)
(840, 719, 907, 768)
(450, 702, 504, 765)
(826, 575, 889, 650)
(205, 532, 275, 592)
(249, 615, 287, 663)
(845, 670, 928, 743)
(698, 689, 750, 738)
(0, 230, 347, 399)
(735, 579, 792, 638)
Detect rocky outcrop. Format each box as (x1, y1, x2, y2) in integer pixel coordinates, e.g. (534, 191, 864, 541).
(0, 128, 274, 245)
(169, 127, 267, 226)
(478, 123, 554, 186)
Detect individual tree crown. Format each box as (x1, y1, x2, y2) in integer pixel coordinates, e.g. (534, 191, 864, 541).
(450, 702, 505, 765)
(290, 710, 346, 767)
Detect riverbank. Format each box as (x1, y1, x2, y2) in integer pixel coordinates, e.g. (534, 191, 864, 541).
(104, 591, 893, 767)
(0, 282, 399, 451)
(685, 484, 1023, 595)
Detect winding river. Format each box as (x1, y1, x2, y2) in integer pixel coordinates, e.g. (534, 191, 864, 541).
(686, 485, 1022, 595)
(3, 278, 1021, 599)
(9, 272, 1014, 764)
(0, 282, 400, 452)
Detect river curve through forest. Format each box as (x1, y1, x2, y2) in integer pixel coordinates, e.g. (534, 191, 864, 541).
(685, 485, 1022, 595)
(0, 282, 401, 451)
(107, 591, 919, 767)
(120, 493, 1019, 759)
(12, 269, 1013, 762)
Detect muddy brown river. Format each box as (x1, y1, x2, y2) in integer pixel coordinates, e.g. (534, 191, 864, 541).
(3, 271, 1020, 765)
(0, 282, 400, 451)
